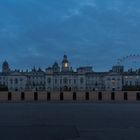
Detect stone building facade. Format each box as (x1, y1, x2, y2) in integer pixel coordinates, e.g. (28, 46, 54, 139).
(0, 55, 140, 92)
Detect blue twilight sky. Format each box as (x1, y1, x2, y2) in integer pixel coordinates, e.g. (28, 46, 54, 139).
(0, 0, 140, 71)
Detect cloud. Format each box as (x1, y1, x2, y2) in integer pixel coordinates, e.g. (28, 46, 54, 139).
(0, 0, 140, 71)
(62, 0, 97, 19)
(62, 9, 81, 19)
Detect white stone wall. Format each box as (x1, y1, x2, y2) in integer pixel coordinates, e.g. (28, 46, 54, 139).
(86, 75, 104, 91)
(46, 75, 53, 91)
(104, 75, 122, 91)
(46, 74, 85, 91)
(77, 74, 86, 91)
(8, 75, 27, 92)
(123, 75, 140, 86)
(26, 73, 45, 91)
(1, 71, 140, 92)
(0, 76, 8, 87)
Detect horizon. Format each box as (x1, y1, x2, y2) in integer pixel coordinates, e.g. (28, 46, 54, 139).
(1, 54, 140, 73)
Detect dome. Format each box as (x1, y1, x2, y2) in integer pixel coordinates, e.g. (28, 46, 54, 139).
(2, 60, 10, 73)
(53, 62, 59, 68)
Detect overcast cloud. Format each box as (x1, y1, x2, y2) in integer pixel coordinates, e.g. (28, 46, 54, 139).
(0, 0, 140, 71)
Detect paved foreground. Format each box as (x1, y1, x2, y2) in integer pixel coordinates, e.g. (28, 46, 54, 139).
(0, 102, 140, 140)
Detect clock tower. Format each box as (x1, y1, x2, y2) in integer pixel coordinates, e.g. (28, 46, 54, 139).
(62, 55, 69, 72)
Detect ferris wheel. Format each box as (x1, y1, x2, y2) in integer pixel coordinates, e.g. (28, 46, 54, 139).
(117, 54, 140, 69)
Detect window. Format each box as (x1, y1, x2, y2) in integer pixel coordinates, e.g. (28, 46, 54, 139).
(112, 78, 115, 80)
(129, 81, 132, 86)
(135, 81, 138, 86)
(15, 78, 18, 84)
(63, 78, 68, 84)
(108, 78, 111, 81)
(47, 78, 51, 84)
(33, 82, 35, 86)
(95, 82, 98, 86)
(125, 81, 128, 86)
(117, 78, 120, 81)
(80, 78, 84, 84)
(10, 79, 13, 84)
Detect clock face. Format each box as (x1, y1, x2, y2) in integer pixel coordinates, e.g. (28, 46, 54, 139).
(64, 63, 68, 68)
